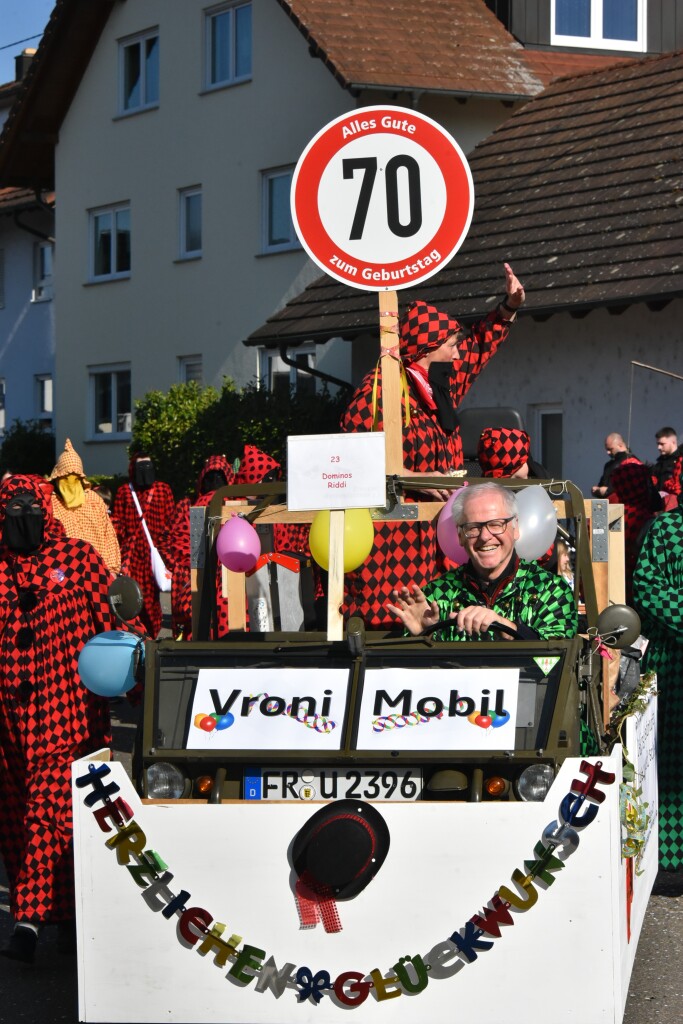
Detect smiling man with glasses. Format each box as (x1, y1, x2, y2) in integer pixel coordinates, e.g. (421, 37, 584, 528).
(387, 482, 577, 641)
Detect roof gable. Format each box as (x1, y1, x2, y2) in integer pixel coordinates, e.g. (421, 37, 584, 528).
(276, 0, 546, 98)
(0, 0, 116, 190)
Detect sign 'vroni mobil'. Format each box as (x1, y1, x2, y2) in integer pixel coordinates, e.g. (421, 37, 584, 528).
(187, 667, 520, 753)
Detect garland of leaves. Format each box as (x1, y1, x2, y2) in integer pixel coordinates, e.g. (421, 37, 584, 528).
(609, 670, 657, 874)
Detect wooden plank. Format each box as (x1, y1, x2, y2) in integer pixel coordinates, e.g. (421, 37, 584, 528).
(607, 503, 626, 606)
(326, 509, 345, 640)
(378, 290, 404, 474)
(226, 566, 247, 630)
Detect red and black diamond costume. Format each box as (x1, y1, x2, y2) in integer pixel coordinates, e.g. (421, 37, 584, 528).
(608, 458, 662, 603)
(159, 455, 235, 640)
(0, 475, 126, 928)
(633, 506, 683, 870)
(340, 302, 512, 628)
(112, 455, 175, 638)
(478, 427, 531, 477)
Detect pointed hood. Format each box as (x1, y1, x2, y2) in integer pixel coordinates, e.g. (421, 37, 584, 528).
(49, 438, 86, 481)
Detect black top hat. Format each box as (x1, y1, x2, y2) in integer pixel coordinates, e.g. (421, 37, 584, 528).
(292, 800, 390, 900)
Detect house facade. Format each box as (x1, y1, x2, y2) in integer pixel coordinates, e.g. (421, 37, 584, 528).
(51, 0, 551, 474)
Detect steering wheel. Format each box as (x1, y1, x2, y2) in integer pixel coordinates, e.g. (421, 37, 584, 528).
(423, 617, 519, 639)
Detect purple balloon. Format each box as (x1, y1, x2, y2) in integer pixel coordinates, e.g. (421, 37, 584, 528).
(436, 486, 469, 565)
(216, 516, 261, 572)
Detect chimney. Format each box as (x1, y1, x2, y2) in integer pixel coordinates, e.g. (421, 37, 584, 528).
(15, 49, 37, 82)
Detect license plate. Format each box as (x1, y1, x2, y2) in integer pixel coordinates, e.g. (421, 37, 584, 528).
(243, 767, 422, 802)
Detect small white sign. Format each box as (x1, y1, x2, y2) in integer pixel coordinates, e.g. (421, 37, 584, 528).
(356, 667, 520, 751)
(187, 667, 350, 750)
(287, 432, 386, 511)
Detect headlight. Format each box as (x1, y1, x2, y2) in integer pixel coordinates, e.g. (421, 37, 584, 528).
(145, 762, 187, 799)
(517, 764, 554, 802)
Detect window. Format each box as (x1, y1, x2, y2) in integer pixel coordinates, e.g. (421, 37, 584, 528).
(261, 167, 299, 253)
(119, 29, 159, 113)
(258, 346, 315, 397)
(35, 374, 53, 420)
(179, 187, 202, 258)
(204, 2, 252, 89)
(89, 364, 132, 439)
(552, 0, 646, 51)
(530, 405, 563, 478)
(32, 241, 53, 301)
(179, 355, 203, 384)
(89, 204, 131, 281)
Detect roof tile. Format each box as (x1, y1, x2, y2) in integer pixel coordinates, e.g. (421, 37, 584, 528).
(278, 0, 547, 98)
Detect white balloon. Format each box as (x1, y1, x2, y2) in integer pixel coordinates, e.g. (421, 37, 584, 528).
(515, 485, 557, 560)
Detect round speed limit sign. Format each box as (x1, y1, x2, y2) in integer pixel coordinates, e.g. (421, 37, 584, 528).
(291, 105, 474, 291)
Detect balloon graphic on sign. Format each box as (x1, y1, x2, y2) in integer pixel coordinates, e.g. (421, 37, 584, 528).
(309, 509, 374, 572)
(436, 486, 469, 564)
(216, 515, 261, 572)
(515, 486, 557, 560)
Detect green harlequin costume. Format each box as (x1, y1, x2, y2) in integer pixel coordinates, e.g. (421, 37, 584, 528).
(422, 556, 578, 641)
(632, 508, 683, 870)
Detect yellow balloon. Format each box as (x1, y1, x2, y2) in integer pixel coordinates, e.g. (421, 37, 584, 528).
(308, 508, 375, 573)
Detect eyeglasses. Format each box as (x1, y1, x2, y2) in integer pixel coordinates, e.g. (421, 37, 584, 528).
(458, 516, 516, 539)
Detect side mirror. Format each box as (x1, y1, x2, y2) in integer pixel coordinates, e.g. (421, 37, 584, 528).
(595, 604, 641, 649)
(108, 576, 144, 625)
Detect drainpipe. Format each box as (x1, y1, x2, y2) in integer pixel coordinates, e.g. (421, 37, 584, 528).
(278, 343, 354, 393)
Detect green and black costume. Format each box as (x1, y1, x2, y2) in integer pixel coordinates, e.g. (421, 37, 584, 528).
(422, 555, 578, 641)
(633, 508, 683, 870)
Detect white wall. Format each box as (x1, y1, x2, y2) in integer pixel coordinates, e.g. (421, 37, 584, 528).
(455, 301, 683, 495)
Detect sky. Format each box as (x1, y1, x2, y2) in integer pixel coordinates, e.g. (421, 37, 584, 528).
(0, 0, 55, 86)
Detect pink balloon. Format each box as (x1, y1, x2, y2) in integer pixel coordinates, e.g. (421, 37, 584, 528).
(436, 486, 469, 565)
(216, 515, 261, 572)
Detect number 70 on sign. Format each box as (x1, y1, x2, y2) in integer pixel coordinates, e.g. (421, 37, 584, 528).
(291, 106, 474, 291)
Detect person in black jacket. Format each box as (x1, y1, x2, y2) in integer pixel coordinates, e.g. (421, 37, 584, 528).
(651, 427, 683, 510)
(592, 433, 638, 497)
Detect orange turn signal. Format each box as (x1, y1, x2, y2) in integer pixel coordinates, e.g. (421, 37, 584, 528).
(485, 776, 509, 797)
(195, 775, 214, 796)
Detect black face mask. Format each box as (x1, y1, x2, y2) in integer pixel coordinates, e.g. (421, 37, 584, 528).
(3, 493, 46, 554)
(428, 363, 459, 433)
(133, 461, 156, 489)
(200, 470, 228, 495)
